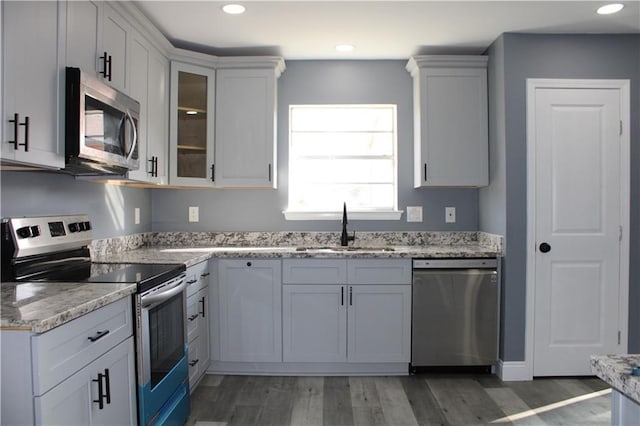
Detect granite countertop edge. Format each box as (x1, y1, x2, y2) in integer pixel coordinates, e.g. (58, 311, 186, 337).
(93, 244, 502, 266)
(1, 283, 137, 333)
(591, 354, 640, 404)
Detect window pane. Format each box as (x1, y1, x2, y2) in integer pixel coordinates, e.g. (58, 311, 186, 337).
(291, 106, 394, 132)
(288, 104, 397, 212)
(291, 132, 394, 157)
(291, 159, 394, 184)
(289, 184, 395, 211)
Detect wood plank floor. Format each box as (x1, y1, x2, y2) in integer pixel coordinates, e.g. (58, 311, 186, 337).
(186, 374, 611, 426)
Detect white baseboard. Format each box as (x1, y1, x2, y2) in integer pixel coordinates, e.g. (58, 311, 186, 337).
(497, 360, 532, 381)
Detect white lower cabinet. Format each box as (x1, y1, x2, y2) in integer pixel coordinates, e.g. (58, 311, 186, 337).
(0, 297, 136, 426)
(185, 260, 210, 392)
(34, 337, 136, 426)
(218, 259, 282, 362)
(282, 284, 347, 362)
(282, 259, 412, 364)
(347, 285, 411, 362)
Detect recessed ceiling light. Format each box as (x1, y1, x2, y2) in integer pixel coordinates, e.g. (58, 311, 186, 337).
(597, 3, 624, 14)
(335, 44, 355, 53)
(222, 4, 246, 15)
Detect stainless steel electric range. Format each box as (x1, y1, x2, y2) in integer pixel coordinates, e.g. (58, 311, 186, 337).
(1, 214, 190, 426)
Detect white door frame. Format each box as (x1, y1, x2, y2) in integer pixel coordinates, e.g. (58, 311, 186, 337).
(524, 78, 630, 380)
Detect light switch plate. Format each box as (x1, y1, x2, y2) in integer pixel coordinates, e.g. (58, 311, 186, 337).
(407, 206, 423, 222)
(134, 208, 140, 225)
(445, 207, 456, 223)
(188, 206, 199, 222)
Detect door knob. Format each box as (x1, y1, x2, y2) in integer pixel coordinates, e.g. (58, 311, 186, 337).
(539, 242, 551, 253)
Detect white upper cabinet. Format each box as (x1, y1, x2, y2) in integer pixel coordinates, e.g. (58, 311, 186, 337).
(169, 61, 216, 187)
(1, 0, 65, 169)
(406, 56, 488, 187)
(65, 1, 131, 93)
(127, 33, 169, 184)
(215, 59, 285, 188)
(65, 0, 102, 77)
(100, 4, 130, 92)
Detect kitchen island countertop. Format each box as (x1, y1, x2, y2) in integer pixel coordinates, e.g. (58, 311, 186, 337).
(591, 354, 640, 404)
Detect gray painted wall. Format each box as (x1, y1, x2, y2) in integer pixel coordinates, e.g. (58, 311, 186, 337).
(480, 36, 508, 358)
(479, 33, 640, 360)
(0, 172, 152, 239)
(152, 60, 480, 232)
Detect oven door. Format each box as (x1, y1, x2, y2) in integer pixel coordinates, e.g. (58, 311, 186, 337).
(137, 275, 189, 425)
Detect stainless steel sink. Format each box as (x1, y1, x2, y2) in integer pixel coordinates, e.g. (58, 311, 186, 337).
(296, 246, 395, 252)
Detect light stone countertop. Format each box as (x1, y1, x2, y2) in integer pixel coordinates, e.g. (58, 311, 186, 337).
(2, 231, 502, 334)
(0, 282, 136, 333)
(591, 354, 640, 404)
(92, 243, 501, 266)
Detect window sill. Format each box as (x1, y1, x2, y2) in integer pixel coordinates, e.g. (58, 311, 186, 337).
(283, 210, 404, 221)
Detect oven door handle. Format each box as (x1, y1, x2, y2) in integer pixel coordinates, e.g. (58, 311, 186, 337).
(141, 278, 186, 308)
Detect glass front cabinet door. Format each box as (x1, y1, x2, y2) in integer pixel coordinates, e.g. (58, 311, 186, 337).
(169, 62, 216, 186)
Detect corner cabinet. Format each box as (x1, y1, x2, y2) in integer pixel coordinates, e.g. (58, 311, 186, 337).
(169, 61, 216, 187)
(406, 56, 488, 187)
(215, 58, 285, 188)
(1, 0, 65, 169)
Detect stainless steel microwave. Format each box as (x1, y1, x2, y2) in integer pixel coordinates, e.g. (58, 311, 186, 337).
(64, 67, 140, 175)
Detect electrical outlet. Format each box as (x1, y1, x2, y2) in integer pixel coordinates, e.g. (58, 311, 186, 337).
(445, 207, 456, 223)
(134, 208, 140, 225)
(406, 206, 423, 222)
(188, 206, 199, 222)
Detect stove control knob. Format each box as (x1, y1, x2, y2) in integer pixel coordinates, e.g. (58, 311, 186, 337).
(16, 226, 31, 239)
(83, 221, 92, 231)
(68, 223, 79, 233)
(30, 226, 41, 237)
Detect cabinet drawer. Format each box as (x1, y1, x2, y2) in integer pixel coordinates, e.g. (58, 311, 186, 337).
(347, 259, 412, 284)
(187, 261, 210, 297)
(283, 259, 347, 284)
(31, 297, 133, 395)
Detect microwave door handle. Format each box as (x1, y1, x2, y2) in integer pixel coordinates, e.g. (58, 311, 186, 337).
(125, 110, 137, 161)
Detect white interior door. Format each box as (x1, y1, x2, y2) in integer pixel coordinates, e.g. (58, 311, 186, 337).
(530, 81, 628, 376)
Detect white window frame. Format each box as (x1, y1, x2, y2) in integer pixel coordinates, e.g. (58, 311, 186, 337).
(283, 104, 403, 221)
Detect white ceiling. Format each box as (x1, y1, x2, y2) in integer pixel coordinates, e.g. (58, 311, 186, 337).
(133, 1, 640, 59)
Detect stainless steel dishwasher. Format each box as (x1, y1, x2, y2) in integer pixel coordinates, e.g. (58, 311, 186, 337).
(411, 258, 498, 372)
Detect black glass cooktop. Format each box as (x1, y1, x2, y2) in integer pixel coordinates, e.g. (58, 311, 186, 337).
(87, 263, 186, 293)
(11, 260, 185, 294)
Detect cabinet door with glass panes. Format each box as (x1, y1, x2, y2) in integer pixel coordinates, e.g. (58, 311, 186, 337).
(169, 62, 216, 187)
